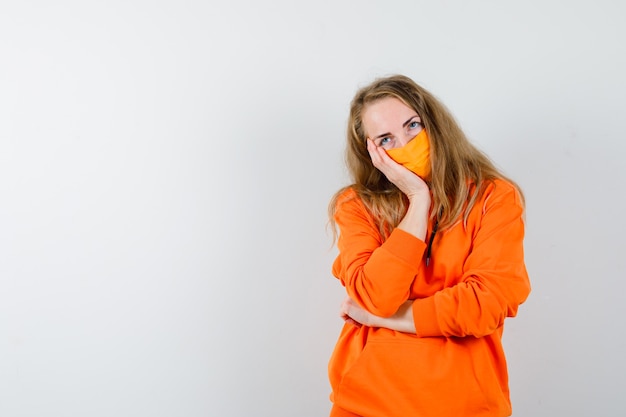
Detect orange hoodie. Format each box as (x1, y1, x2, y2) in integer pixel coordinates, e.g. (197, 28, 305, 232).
(328, 179, 530, 417)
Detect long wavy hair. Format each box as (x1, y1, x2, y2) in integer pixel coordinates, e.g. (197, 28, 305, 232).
(329, 74, 523, 240)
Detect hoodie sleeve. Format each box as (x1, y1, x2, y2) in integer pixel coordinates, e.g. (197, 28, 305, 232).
(412, 182, 531, 338)
(332, 190, 427, 317)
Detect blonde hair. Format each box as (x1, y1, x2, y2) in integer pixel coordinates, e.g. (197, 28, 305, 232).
(329, 74, 523, 240)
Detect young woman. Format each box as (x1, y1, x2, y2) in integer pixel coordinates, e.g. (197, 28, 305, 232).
(327, 75, 530, 417)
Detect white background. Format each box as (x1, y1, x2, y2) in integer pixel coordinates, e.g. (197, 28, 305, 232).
(1, 1, 625, 416)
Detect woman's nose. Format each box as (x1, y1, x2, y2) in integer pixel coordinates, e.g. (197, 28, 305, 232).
(395, 133, 416, 148)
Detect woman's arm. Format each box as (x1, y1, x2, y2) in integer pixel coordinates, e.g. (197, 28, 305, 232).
(410, 183, 530, 338)
(332, 141, 432, 318)
(342, 182, 530, 338)
(340, 296, 416, 333)
(366, 139, 430, 239)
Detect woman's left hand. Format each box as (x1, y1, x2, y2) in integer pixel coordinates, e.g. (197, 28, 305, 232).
(340, 296, 368, 327)
(340, 296, 417, 333)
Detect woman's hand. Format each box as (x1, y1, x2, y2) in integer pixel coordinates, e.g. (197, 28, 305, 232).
(367, 139, 431, 240)
(366, 139, 430, 203)
(340, 296, 417, 334)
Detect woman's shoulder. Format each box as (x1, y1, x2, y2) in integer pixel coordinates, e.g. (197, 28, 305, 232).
(334, 186, 360, 207)
(331, 186, 374, 223)
(481, 178, 524, 208)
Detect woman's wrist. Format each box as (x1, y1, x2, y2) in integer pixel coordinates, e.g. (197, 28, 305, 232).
(388, 301, 417, 333)
(398, 199, 430, 240)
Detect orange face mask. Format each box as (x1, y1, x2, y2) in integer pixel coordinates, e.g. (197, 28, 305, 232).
(386, 128, 431, 179)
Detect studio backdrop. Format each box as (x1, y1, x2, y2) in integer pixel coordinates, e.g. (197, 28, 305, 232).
(1, 1, 624, 416)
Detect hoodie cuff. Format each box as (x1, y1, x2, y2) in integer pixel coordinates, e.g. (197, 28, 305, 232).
(383, 228, 427, 266)
(412, 296, 442, 337)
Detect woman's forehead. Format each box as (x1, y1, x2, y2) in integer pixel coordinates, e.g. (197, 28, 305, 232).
(362, 97, 418, 134)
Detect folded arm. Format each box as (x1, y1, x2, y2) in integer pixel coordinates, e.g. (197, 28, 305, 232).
(333, 190, 428, 317)
(341, 183, 531, 338)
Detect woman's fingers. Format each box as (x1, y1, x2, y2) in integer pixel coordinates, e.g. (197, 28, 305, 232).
(366, 139, 429, 198)
(340, 297, 362, 327)
(341, 296, 374, 327)
(366, 139, 392, 171)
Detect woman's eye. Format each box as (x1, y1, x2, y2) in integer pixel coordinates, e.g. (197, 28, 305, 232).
(380, 137, 391, 146)
(409, 121, 420, 129)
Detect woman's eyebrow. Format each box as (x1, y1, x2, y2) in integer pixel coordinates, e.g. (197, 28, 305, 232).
(373, 131, 392, 140)
(372, 115, 420, 140)
(402, 115, 420, 128)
